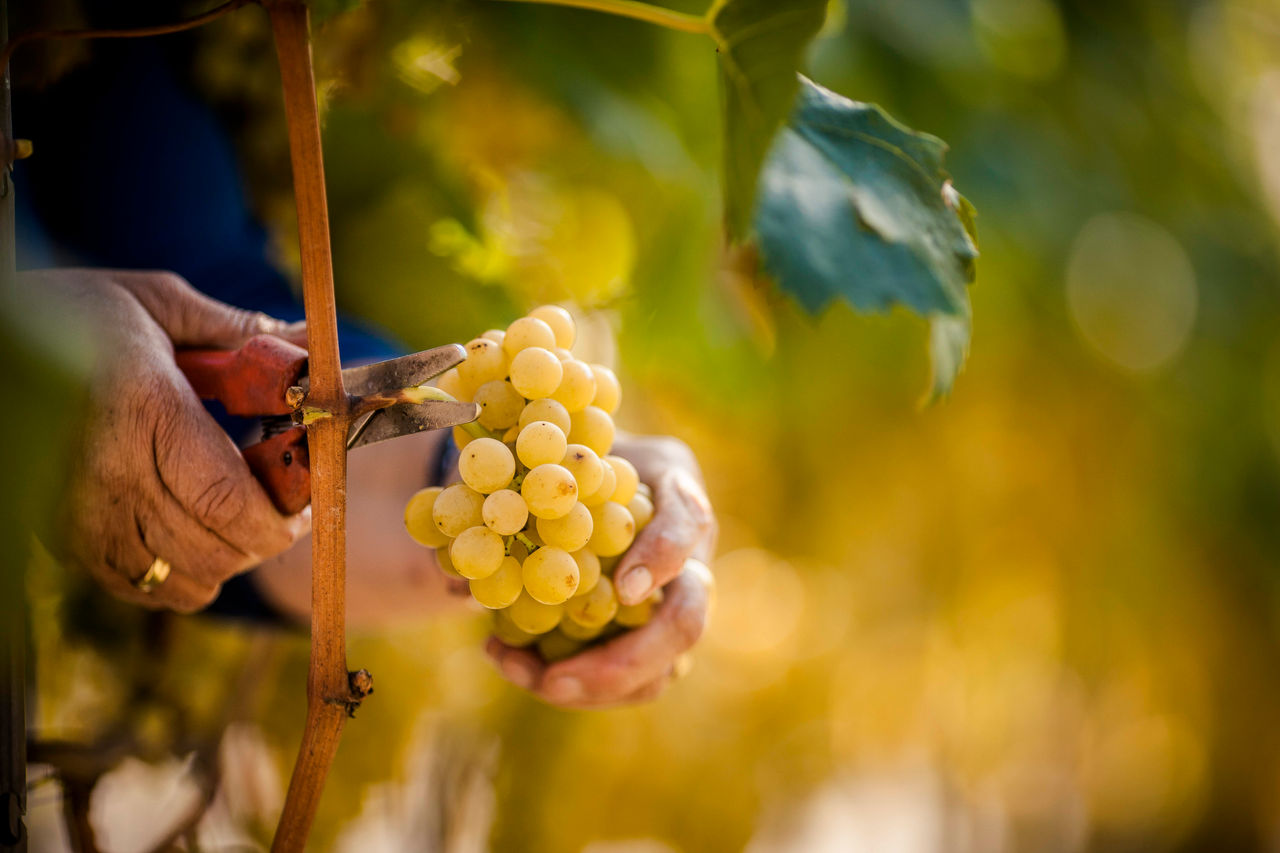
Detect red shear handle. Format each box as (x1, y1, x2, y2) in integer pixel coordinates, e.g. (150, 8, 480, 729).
(175, 335, 308, 417)
(242, 427, 311, 515)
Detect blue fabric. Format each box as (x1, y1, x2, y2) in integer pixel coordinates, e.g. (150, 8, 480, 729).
(15, 40, 410, 623)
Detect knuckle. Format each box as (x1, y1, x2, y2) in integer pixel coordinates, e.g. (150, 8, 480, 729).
(191, 475, 247, 531)
(673, 598, 707, 648)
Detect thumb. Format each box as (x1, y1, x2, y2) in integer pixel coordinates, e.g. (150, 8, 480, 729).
(115, 270, 304, 348)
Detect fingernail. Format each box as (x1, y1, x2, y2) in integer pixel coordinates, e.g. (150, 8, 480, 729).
(545, 677, 583, 703)
(617, 566, 652, 605)
(503, 659, 536, 690)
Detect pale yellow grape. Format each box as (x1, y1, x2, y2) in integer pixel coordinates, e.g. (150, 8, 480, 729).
(404, 486, 448, 547)
(636, 481, 652, 500)
(553, 347, 573, 362)
(502, 424, 519, 444)
(470, 556, 524, 608)
(434, 545, 463, 580)
(474, 380, 525, 431)
(516, 420, 568, 468)
(432, 484, 484, 537)
(580, 461, 617, 508)
(571, 549, 601, 595)
(588, 502, 635, 556)
(627, 493, 654, 529)
(449, 526, 505, 579)
(481, 328, 506, 345)
(436, 368, 471, 402)
(506, 590, 563, 634)
(590, 364, 621, 413)
(551, 360, 597, 412)
(519, 398, 572, 434)
(615, 589, 662, 628)
(502, 316, 557, 358)
(509, 347, 563, 399)
(529, 305, 576, 348)
(458, 437, 516, 494)
(604, 455, 639, 505)
(492, 609, 537, 647)
(522, 546, 580, 604)
(452, 425, 473, 449)
(560, 444, 604, 498)
(536, 502, 593, 552)
(537, 630, 584, 663)
(565, 575, 618, 629)
(558, 616, 604, 641)
(482, 489, 528, 536)
(458, 337, 508, 386)
(521, 464, 578, 519)
(569, 406, 614, 456)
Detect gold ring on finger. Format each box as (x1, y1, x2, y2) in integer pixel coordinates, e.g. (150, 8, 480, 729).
(135, 557, 172, 593)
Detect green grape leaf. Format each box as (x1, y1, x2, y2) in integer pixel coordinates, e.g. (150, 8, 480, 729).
(753, 77, 979, 400)
(709, 0, 828, 238)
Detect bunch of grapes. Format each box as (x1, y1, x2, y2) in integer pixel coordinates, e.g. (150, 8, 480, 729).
(403, 306, 662, 662)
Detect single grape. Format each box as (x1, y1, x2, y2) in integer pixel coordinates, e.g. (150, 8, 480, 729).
(506, 589, 563, 634)
(627, 493, 654, 530)
(579, 460, 617, 508)
(482, 489, 528, 536)
(434, 545, 463, 580)
(502, 424, 520, 444)
(522, 546, 580, 604)
(569, 406, 615, 456)
(474, 380, 525, 431)
(435, 367, 472, 403)
(503, 316, 557, 358)
(589, 364, 621, 414)
(536, 502, 594, 552)
(565, 575, 618, 629)
(450, 526, 505, 579)
(470, 555, 524, 608)
(615, 588, 663, 628)
(458, 337, 508, 387)
(551, 359, 597, 412)
(404, 486, 448, 547)
(519, 398, 572, 434)
(635, 481, 652, 501)
(432, 483, 485, 537)
(560, 443, 604, 497)
(521, 463, 579, 519)
(558, 616, 604, 641)
(492, 609, 538, 647)
(458, 437, 516, 494)
(529, 305, 576, 349)
(571, 549, 601, 595)
(588, 502, 635, 557)
(553, 347, 574, 362)
(604, 455, 639, 505)
(481, 328, 505, 345)
(509, 346, 564, 400)
(537, 630, 584, 663)
(516, 420, 568, 469)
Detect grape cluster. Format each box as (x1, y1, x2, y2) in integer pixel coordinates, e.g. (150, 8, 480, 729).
(403, 306, 662, 662)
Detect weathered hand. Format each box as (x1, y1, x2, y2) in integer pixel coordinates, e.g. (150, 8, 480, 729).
(487, 435, 717, 708)
(24, 268, 311, 612)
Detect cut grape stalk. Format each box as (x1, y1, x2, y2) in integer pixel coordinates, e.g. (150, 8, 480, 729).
(405, 306, 663, 662)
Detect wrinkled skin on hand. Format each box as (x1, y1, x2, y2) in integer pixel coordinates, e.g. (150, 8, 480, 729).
(24, 269, 311, 611)
(485, 434, 718, 709)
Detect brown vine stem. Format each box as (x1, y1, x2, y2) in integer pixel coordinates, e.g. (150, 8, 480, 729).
(0, 0, 252, 76)
(267, 2, 363, 850)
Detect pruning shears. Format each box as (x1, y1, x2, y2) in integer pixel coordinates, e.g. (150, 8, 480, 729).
(176, 335, 478, 515)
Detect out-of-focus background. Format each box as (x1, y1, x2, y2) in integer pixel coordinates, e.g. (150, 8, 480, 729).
(20, 0, 1280, 850)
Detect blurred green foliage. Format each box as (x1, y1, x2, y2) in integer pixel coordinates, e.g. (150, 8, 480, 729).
(24, 0, 1280, 850)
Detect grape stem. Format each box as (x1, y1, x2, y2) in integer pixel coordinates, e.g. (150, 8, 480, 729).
(515, 532, 539, 552)
(486, 0, 709, 34)
(411, 385, 497, 441)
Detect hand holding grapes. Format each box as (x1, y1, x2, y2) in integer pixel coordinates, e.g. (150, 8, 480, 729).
(21, 268, 312, 611)
(405, 307, 717, 708)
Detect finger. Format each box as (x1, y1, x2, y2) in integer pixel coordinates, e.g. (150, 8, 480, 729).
(114, 270, 302, 349)
(85, 515, 221, 613)
(614, 470, 715, 605)
(138, 486, 263, 588)
(535, 564, 711, 706)
(152, 379, 311, 561)
(485, 637, 546, 691)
